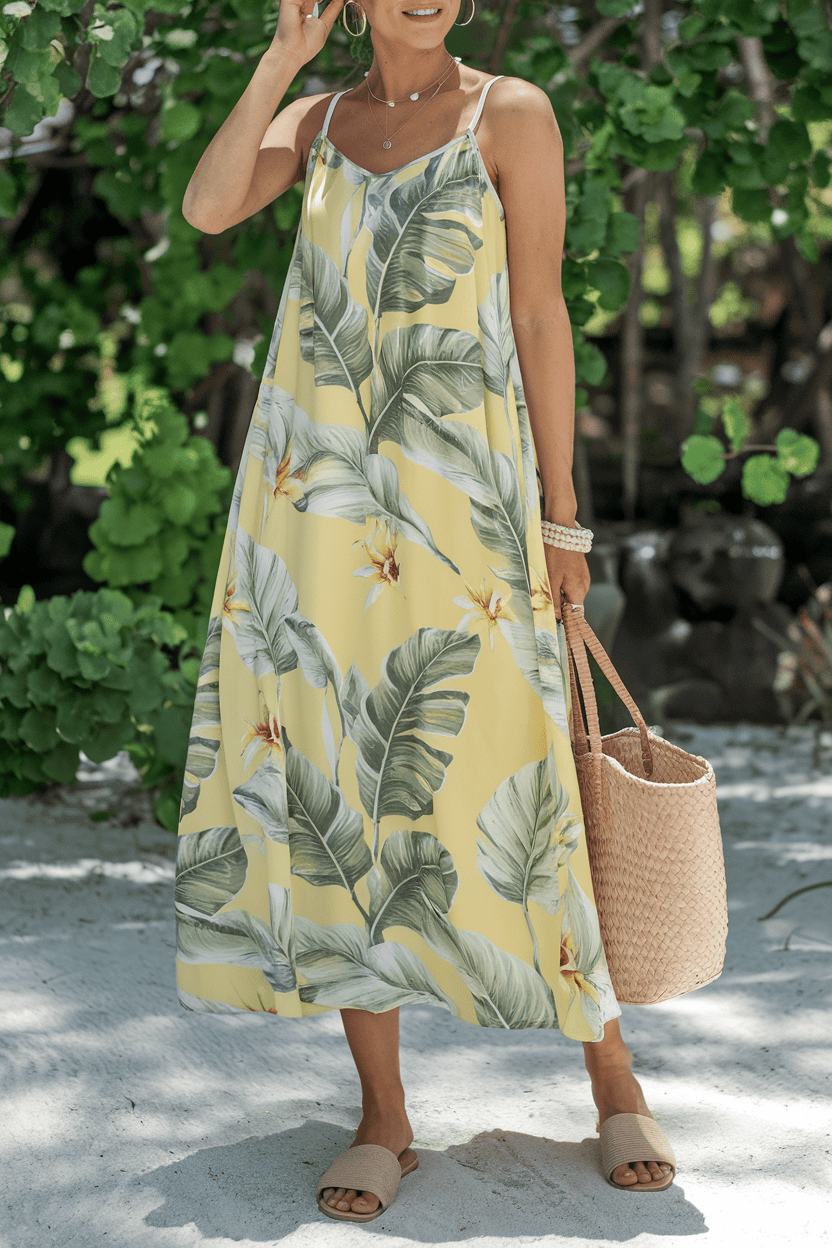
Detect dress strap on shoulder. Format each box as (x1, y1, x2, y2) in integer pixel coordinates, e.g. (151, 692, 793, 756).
(470, 75, 504, 132)
(321, 89, 353, 138)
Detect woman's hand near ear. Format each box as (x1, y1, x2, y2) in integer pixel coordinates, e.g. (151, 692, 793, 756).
(269, 0, 346, 69)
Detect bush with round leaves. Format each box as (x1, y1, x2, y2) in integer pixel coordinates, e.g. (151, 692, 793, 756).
(0, 585, 192, 812)
(83, 383, 232, 641)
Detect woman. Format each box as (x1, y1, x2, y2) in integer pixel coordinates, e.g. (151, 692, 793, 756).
(177, 0, 676, 1219)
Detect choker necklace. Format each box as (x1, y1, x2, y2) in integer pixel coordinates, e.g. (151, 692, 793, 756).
(366, 56, 461, 149)
(364, 55, 460, 106)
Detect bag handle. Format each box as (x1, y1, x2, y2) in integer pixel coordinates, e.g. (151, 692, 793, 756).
(561, 598, 654, 778)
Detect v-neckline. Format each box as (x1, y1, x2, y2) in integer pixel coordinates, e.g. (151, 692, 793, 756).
(316, 128, 473, 179)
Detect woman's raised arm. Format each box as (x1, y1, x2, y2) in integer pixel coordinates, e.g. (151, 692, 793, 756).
(182, 0, 344, 234)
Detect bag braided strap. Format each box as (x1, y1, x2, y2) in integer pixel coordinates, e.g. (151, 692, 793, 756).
(599, 1114, 677, 1188)
(316, 1144, 404, 1212)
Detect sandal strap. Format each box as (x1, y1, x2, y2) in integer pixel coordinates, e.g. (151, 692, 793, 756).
(599, 1114, 677, 1180)
(316, 1144, 403, 1209)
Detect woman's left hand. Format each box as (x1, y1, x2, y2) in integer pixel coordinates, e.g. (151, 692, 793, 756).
(543, 545, 590, 620)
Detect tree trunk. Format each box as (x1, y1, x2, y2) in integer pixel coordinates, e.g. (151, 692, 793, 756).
(620, 172, 649, 520)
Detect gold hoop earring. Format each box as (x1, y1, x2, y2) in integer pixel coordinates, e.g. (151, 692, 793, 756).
(342, 0, 367, 36)
(455, 0, 475, 25)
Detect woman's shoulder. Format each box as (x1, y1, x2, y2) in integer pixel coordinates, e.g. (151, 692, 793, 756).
(477, 74, 563, 177)
(479, 74, 558, 125)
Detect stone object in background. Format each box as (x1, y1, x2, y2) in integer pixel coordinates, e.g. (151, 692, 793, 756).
(609, 515, 795, 724)
(668, 512, 784, 615)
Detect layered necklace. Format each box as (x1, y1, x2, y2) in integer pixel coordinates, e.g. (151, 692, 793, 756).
(364, 54, 461, 150)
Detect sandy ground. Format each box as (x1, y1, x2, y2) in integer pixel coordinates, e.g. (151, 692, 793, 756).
(1, 722, 831, 1248)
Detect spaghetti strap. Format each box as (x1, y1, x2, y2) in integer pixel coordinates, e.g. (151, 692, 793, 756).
(470, 75, 504, 133)
(321, 89, 352, 138)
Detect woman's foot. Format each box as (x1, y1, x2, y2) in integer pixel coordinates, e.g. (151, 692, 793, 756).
(320, 1108, 415, 1215)
(584, 1023, 674, 1189)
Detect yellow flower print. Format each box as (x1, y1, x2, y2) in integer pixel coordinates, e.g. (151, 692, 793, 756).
(452, 578, 515, 650)
(223, 576, 250, 624)
(530, 566, 554, 614)
(273, 446, 306, 503)
(352, 521, 400, 612)
(241, 708, 283, 771)
(560, 932, 597, 998)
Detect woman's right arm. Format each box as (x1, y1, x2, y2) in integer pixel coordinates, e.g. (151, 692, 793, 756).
(182, 0, 344, 234)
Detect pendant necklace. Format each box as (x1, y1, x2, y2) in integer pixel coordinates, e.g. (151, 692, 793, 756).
(366, 56, 461, 150)
(364, 54, 461, 107)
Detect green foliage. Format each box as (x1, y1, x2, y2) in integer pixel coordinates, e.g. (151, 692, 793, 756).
(0, 586, 190, 802)
(682, 397, 821, 505)
(84, 384, 232, 638)
(0, 0, 829, 820)
(0, 0, 828, 434)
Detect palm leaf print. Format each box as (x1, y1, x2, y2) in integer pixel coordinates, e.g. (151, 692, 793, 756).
(423, 918, 558, 1029)
(180, 613, 222, 818)
(367, 829, 459, 945)
(299, 235, 373, 414)
(223, 528, 299, 680)
(397, 416, 530, 595)
(177, 906, 296, 994)
(294, 914, 457, 1013)
(283, 729, 373, 904)
(233, 753, 289, 842)
(351, 627, 481, 857)
(175, 825, 247, 918)
(177, 989, 249, 1014)
(476, 750, 579, 981)
(340, 660, 370, 739)
(476, 751, 567, 917)
(477, 270, 537, 518)
(365, 140, 484, 321)
(368, 324, 484, 453)
(559, 867, 613, 1036)
(497, 613, 569, 735)
(284, 614, 346, 784)
(264, 387, 457, 573)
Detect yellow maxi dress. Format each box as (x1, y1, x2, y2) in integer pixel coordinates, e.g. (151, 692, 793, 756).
(175, 76, 620, 1042)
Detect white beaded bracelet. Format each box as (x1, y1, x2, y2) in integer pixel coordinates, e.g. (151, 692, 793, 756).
(540, 519, 593, 553)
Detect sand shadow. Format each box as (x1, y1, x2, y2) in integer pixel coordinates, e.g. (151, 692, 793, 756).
(142, 1121, 707, 1242)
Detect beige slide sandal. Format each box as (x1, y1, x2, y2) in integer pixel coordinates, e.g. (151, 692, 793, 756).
(316, 1144, 419, 1222)
(599, 1113, 677, 1192)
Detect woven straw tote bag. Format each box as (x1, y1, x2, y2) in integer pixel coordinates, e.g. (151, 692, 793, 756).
(561, 600, 728, 1005)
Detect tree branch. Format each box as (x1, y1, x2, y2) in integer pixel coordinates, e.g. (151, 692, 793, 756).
(489, 0, 520, 74)
(738, 35, 776, 140)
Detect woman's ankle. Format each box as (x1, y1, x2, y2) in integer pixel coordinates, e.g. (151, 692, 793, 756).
(360, 1090, 409, 1122)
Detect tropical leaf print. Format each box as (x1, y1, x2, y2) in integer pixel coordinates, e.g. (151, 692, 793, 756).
(180, 614, 222, 818)
(223, 528, 299, 680)
(294, 915, 457, 1014)
(398, 416, 529, 594)
(284, 613, 345, 783)
(367, 829, 459, 945)
(299, 235, 373, 409)
(496, 614, 569, 735)
(177, 907, 297, 993)
(476, 751, 568, 917)
(232, 752, 289, 843)
(559, 867, 613, 1037)
(263, 386, 457, 573)
(351, 627, 481, 856)
(283, 729, 373, 896)
(477, 270, 537, 518)
(175, 825, 247, 918)
(177, 988, 250, 1014)
(365, 141, 484, 322)
(424, 919, 558, 1029)
(340, 660, 370, 739)
(368, 324, 484, 453)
